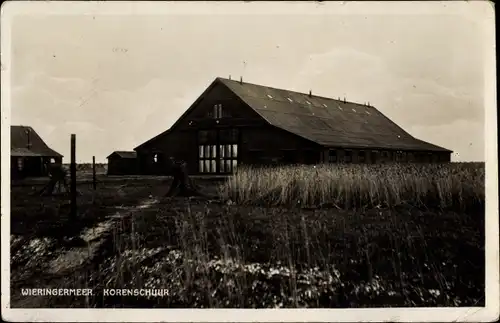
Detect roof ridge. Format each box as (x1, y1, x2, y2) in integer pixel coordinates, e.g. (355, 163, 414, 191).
(218, 77, 372, 107)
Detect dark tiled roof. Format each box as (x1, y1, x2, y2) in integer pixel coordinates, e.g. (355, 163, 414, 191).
(219, 78, 451, 152)
(107, 151, 137, 159)
(11, 126, 63, 157)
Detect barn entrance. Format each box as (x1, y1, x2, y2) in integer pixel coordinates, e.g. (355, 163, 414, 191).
(197, 128, 239, 174)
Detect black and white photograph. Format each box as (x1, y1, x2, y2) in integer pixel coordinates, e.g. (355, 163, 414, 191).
(1, 1, 498, 322)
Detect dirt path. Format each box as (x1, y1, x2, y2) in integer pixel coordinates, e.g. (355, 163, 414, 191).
(10, 197, 160, 308)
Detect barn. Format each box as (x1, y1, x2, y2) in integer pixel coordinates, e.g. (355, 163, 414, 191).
(106, 151, 138, 175)
(11, 125, 63, 179)
(134, 77, 452, 175)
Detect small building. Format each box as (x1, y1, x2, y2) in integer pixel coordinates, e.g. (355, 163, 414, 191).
(134, 77, 452, 175)
(11, 125, 63, 179)
(106, 151, 138, 175)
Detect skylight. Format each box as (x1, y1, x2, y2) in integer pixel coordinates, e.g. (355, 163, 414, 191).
(287, 98, 293, 103)
(267, 94, 273, 99)
(366, 111, 371, 115)
(323, 103, 328, 108)
(338, 105, 343, 111)
(306, 101, 311, 105)
(352, 108, 357, 112)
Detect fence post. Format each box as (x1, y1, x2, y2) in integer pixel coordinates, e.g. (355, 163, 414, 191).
(92, 156, 97, 190)
(70, 134, 77, 219)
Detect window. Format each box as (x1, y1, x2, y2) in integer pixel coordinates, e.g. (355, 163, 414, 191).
(344, 150, 352, 163)
(198, 130, 217, 144)
(328, 150, 337, 163)
(358, 150, 366, 163)
(198, 142, 239, 174)
(213, 104, 223, 119)
(395, 151, 401, 162)
(396, 151, 404, 162)
(381, 151, 389, 162)
(198, 144, 217, 173)
(17, 158, 24, 171)
(219, 144, 238, 173)
(219, 128, 239, 144)
(153, 154, 159, 163)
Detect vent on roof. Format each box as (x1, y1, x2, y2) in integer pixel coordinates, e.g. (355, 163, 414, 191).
(309, 90, 312, 97)
(287, 97, 293, 103)
(267, 94, 273, 99)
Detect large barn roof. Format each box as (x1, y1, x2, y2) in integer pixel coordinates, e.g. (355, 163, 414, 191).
(218, 78, 451, 152)
(135, 77, 451, 153)
(11, 125, 63, 157)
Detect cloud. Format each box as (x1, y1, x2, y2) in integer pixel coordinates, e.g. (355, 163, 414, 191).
(409, 119, 485, 162)
(8, 13, 487, 163)
(293, 47, 484, 129)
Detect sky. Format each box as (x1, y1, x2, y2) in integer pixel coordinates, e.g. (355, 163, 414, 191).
(4, 1, 494, 163)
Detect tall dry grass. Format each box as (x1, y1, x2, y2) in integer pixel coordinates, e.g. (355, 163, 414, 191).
(219, 162, 485, 211)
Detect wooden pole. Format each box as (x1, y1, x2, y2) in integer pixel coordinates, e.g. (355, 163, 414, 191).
(70, 134, 77, 219)
(92, 156, 96, 190)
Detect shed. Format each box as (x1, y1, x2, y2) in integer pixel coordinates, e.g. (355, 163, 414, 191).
(11, 125, 63, 179)
(107, 151, 138, 175)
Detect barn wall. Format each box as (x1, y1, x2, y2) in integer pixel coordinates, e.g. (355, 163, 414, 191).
(322, 148, 451, 164)
(136, 81, 268, 175)
(239, 126, 320, 166)
(10, 156, 61, 178)
(175, 81, 264, 131)
(107, 157, 138, 175)
(136, 130, 196, 175)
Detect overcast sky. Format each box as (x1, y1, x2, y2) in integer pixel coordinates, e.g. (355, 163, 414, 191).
(4, 1, 494, 163)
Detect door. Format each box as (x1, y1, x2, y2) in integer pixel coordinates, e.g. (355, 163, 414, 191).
(198, 128, 239, 174)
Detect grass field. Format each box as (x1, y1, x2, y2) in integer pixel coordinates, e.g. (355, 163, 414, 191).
(9, 162, 485, 308)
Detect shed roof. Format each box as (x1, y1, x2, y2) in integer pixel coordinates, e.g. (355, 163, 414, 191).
(11, 126, 63, 157)
(107, 151, 137, 159)
(218, 78, 451, 152)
